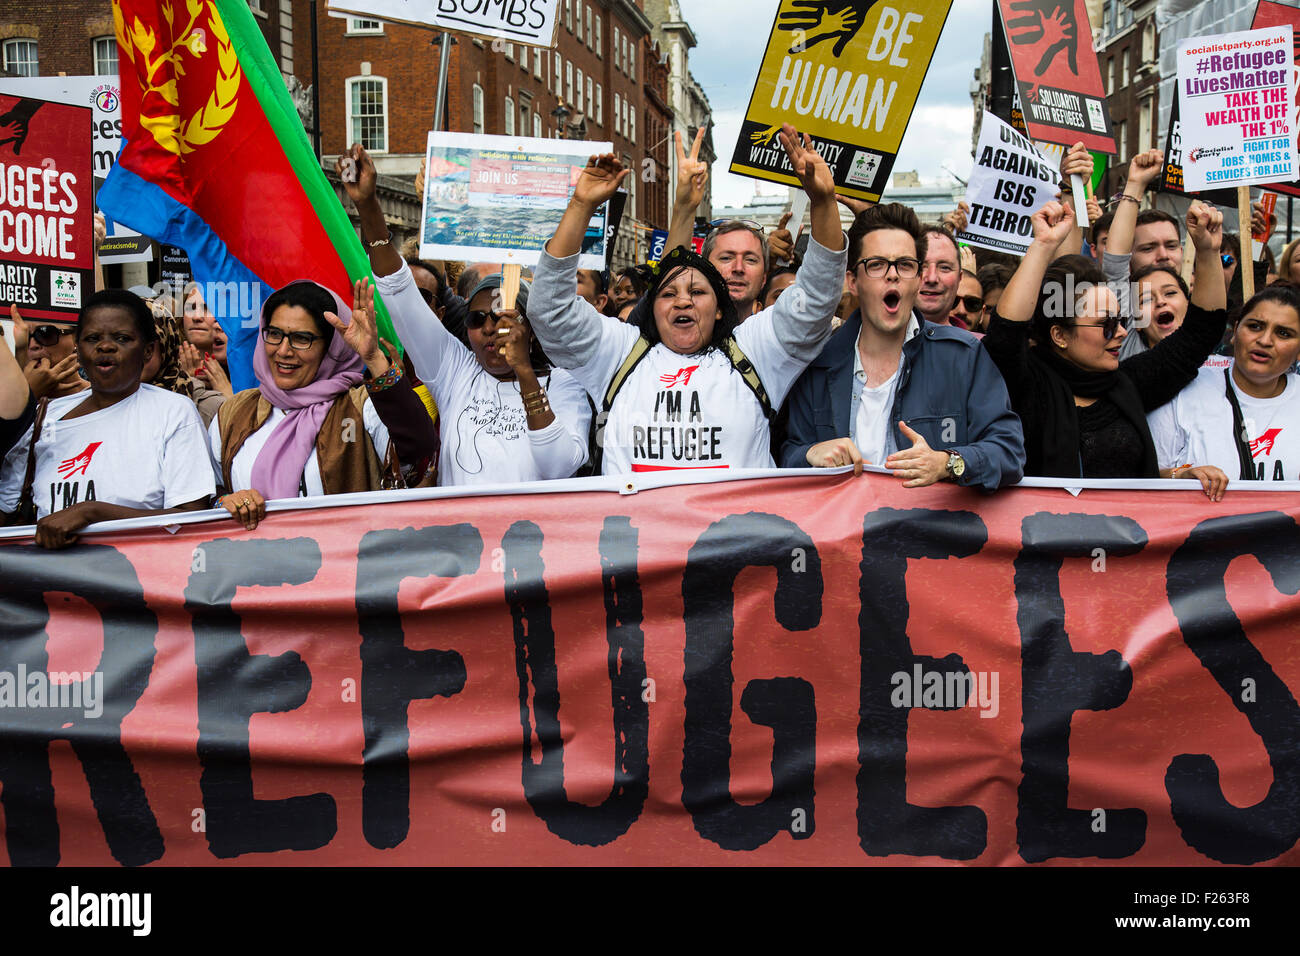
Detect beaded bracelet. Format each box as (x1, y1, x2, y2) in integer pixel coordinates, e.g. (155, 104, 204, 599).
(366, 363, 403, 394)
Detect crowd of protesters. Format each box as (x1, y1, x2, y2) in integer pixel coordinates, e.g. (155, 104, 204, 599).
(3, 120, 1299, 548)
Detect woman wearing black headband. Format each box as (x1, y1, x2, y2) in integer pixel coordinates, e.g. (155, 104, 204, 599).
(528, 124, 847, 475)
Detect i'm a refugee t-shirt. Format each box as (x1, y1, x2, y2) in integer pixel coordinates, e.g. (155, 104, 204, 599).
(0, 384, 215, 519)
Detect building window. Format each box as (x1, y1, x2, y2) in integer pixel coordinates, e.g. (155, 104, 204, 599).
(1107, 57, 1115, 95)
(534, 49, 544, 80)
(629, 105, 636, 144)
(614, 92, 621, 134)
(614, 27, 622, 72)
(566, 61, 573, 106)
(586, 77, 593, 120)
(596, 83, 603, 125)
(2, 39, 38, 78)
(575, 1, 583, 41)
(505, 95, 515, 135)
(248, 0, 267, 14)
(1121, 49, 1129, 87)
(519, 99, 530, 137)
(520, 45, 528, 70)
(1114, 119, 1127, 163)
(93, 36, 118, 76)
(629, 45, 635, 82)
(623, 153, 635, 218)
(565, 0, 572, 32)
(346, 18, 383, 34)
(595, 18, 602, 57)
(533, 112, 541, 137)
(1139, 96, 1152, 151)
(576, 68, 584, 113)
(586, 6, 593, 49)
(347, 76, 387, 152)
(473, 83, 484, 134)
(1142, 19, 1155, 65)
(554, 53, 562, 95)
(504, 42, 514, 62)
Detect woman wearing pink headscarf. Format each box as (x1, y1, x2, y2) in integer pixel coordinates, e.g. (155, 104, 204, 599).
(208, 278, 436, 529)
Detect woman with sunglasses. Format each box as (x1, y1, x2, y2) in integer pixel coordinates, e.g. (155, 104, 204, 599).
(339, 144, 592, 486)
(528, 125, 846, 475)
(8, 307, 87, 400)
(982, 199, 1227, 481)
(208, 278, 438, 530)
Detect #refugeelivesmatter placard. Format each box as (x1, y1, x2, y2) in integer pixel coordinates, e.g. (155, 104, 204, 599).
(1177, 25, 1299, 193)
(729, 1, 953, 202)
(326, 0, 560, 47)
(419, 132, 611, 268)
(958, 112, 1061, 256)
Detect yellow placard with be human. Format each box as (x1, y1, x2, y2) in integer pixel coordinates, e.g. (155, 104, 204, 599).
(729, 1, 953, 202)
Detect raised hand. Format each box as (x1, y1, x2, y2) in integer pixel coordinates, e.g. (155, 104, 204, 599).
(769, 211, 795, 264)
(202, 354, 233, 398)
(674, 127, 709, 212)
(574, 153, 629, 209)
(336, 143, 378, 207)
(1186, 200, 1223, 253)
(495, 315, 532, 374)
(942, 200, 971, 233)
(1127, 148, 1164, 189)
(325, 278, 386, 374)
(778, 123, 835, 204)
(1058, 141, 1091, 181)
(25, 353, 84, 398)
(1031, 198, 1075, 248)
(178, 339, 202, 377)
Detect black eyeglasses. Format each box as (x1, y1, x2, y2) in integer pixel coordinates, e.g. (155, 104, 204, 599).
(854, 257, 920, 278)
(958, 296, 983, 313)
(31, 324, 76, 347)
(416, 286, 435, 306)
(262, 326, 327, 350)
(1068, 315, 1123, 341)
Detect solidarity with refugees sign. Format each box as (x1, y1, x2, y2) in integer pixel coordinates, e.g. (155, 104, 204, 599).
(1, 472, 1298, 866)
(1177, 25, 1299, 193)
(327, 0, 560, 47)
(419, 132, 610, 268)
(959, 112, 1062, 255)
(0, 95, 94, 323)
(730, 1, 952, 203)
(996, 0, 1115, 153)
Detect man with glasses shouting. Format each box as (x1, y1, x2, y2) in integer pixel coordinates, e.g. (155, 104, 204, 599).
(781, 203, 1025, 491)
(6, 305, 87, 400)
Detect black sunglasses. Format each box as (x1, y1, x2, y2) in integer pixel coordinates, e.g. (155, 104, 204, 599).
(957, 295, 983, 313)
(1068, 315, 1123, 341)
(467, 309, 522, 330)
(31, 324, 76, 347)
(416, 286, 435, 306)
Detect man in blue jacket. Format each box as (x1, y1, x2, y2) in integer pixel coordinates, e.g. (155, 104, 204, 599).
(780, 203, 1025, 491)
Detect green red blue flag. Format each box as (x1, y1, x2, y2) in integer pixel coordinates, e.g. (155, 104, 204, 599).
(99, 0, 392, 390)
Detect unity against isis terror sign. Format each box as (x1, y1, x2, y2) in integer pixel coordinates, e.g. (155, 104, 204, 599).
(959, 112, 1062, 255)
(730, 1, 952, 202)
(326, 0, 560, 47)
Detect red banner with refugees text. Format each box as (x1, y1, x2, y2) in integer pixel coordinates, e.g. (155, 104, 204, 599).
(0, 472, 1297, 866)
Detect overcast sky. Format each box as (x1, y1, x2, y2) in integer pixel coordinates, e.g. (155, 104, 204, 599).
(677, 0, 991, 207)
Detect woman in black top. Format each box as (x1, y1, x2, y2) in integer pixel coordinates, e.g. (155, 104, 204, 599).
(982, 199, 1227, 479)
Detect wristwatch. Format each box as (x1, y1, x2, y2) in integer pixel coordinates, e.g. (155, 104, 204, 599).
(944, 452, 966, 481)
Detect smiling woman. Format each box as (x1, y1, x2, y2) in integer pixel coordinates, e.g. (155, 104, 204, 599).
(0, 289, 216, 548)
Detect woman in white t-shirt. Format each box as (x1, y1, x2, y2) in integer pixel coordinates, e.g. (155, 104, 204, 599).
(526, 126, 847, 475)
(1148, 284, 1300, 495)
(339, 143, 592, 486)
(0, 289, 215, 548)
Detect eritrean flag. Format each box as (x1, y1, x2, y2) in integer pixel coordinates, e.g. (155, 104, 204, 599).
(99, 0, 393, 391)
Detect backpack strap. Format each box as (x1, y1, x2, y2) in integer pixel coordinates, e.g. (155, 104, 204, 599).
(1223, 368, 1259, 481)
(720, 335, 773, 421)
(602, 335, 653, 411)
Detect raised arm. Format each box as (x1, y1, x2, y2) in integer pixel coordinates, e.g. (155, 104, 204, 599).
(1105, 149, 1163, 257)
(666, 126, 709, 253)
(339, 143, 403, 278)
(994, 200, 1075, 323)
(779, 124, 844, 253)
(1186, 200, 1226, 312)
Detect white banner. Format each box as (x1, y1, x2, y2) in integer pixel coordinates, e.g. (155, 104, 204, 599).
(420, 131, 610, 268)
(957, 112, 1062, 256)
(327, 0, 560, 48)
(1177, 24, 1299, 192)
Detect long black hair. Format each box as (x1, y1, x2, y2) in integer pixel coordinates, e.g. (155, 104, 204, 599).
(625, 245, 739, 351)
